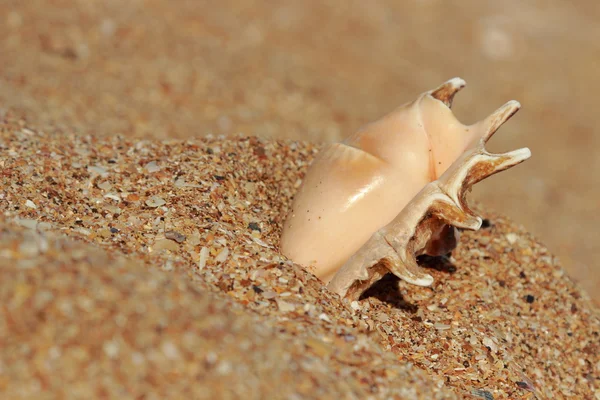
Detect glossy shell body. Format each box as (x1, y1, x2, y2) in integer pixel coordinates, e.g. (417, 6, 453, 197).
(280, 78, 514, 282)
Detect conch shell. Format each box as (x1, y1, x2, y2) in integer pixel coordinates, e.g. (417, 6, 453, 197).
(280, 78, 530, 299)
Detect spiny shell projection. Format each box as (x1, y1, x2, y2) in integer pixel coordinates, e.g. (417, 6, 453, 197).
(280, 78, 530, 299)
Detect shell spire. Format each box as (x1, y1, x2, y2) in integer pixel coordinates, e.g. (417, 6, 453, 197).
(429, 77, 466, 107)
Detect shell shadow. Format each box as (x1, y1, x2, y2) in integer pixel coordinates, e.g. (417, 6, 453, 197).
(359, 274, 419, 313)
(417, 254, 457, 274)
(358, 255, 458, 312)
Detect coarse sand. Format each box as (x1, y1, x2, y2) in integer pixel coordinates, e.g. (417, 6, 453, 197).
(1, 1, 599, 398)
(1, 0, 599, 301)
(1, 117, 598, 398)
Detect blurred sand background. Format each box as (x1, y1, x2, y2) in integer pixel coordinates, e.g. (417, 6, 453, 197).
(1, 0, 598, 301)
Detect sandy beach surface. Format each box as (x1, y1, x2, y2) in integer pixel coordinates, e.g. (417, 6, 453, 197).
(1, 1, 599, 398)
(1, 0, 599, 300)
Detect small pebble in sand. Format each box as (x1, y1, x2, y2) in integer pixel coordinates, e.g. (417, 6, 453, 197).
(165, 230, 186, 243)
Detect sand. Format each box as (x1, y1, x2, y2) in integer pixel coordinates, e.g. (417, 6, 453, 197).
(1, 117, 599, 398)
(1, 0, 599, 398)
(1, 0, 598, 300)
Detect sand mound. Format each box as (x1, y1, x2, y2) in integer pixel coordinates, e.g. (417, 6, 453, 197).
(1, 117, 598, 398)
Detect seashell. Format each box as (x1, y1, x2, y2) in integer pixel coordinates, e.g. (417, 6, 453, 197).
(280, 78, 530, 298)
